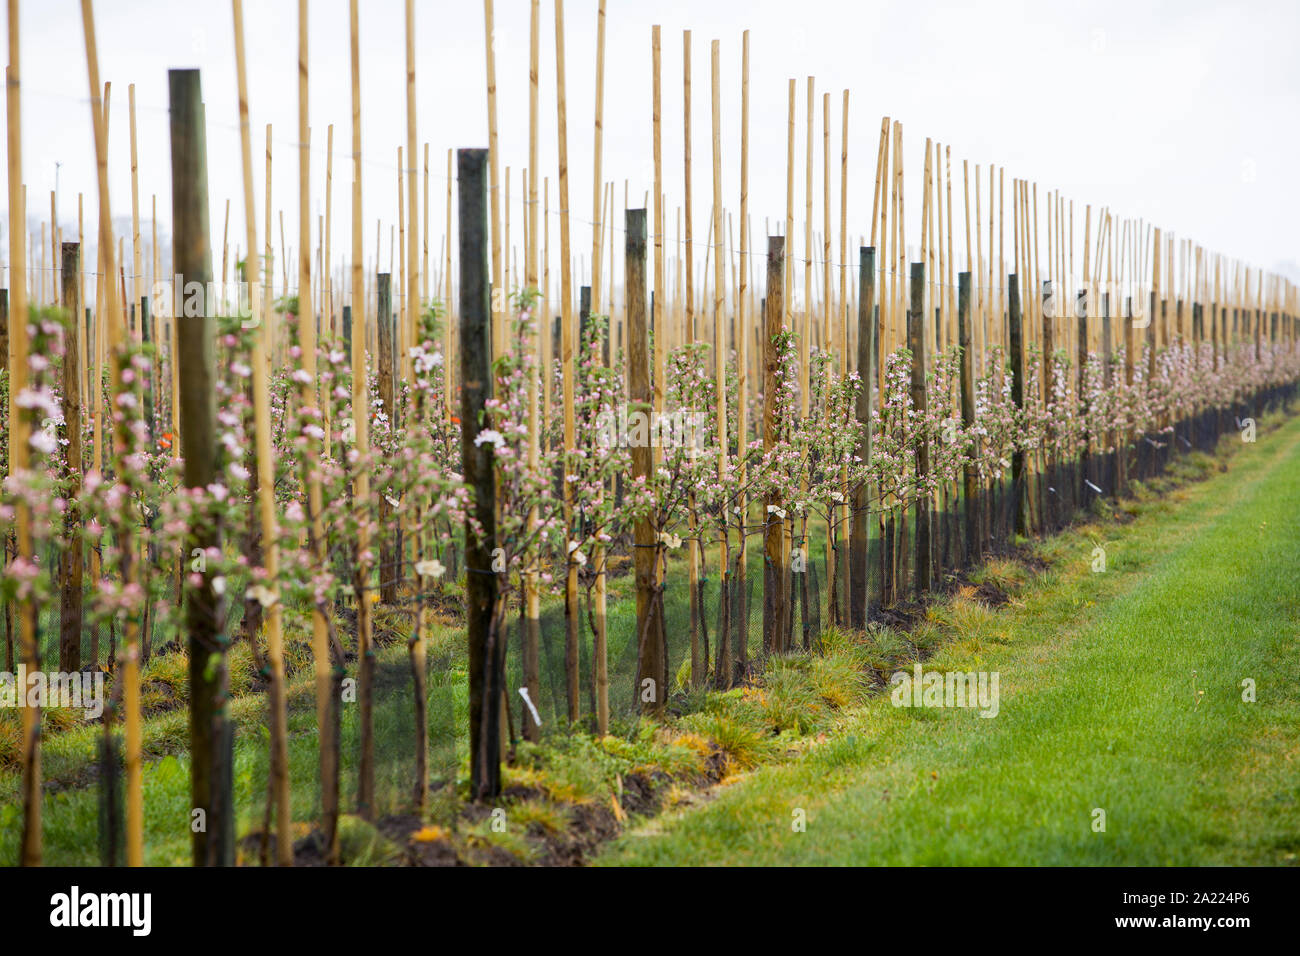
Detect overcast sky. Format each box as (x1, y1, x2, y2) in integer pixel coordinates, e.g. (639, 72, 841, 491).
(4, 0, 1299, 302)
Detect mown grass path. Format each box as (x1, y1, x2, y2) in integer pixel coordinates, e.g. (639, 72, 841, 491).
(601, 415, 1300, 865)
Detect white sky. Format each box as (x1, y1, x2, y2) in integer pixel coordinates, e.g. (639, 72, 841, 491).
(4, 0, 1299, 304)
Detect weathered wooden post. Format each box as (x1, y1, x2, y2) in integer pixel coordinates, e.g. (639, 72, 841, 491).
(1119, 294, 1133, 497)
(574, 283, 602, 735)
(957, 271, 979, 564)
(138, 293, 157, 665)
(849, 246, 875, 628)
(0, 289, 8, 383)
(460, 148, 503, 799)
(579, 284, 591, 346)
(170, 68, 233, 866)
(1008, 273, 1028, 537)
(908, 263, 931, 595)
(376, 272, 397, 605)
(762, 235, 788, 653)
(0, 288, 8, 675)
(58, 244, 85, 673)
(1077, 281, 1090, 503)
(627, 208, 666, 712)
(1040, 279, 1054, 529)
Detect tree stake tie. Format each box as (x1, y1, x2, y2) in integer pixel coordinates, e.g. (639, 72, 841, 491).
(518, 687, 542, 728)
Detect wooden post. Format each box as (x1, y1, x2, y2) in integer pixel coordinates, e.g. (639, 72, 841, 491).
(377, 272, 397, 606)
(627, 208, 665, 713)
(460, 148, 502, 799)
(762, 235, 788, 653)
(1008, 273, 1028, 536)
(170, 68, 233, 866)
(907, 263, 930, 595)
(958, 271, 978, 563)
(59, 242, 84, 673)
(849, 246, 876, 628)
(1041, 276, 1055, 528)
(1077, 250, 1091, 501)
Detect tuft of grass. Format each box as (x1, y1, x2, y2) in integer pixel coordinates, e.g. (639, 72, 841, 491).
(929, 594, 996, 639)
(810, 649, 869, 711)
(680, 712, 776, 774)
(0, 718, 20, 771)
(337, 814, 404, 866)
(971, 557, 1028, 594)
(508, 798, 571, 835)
(860, 622, 914, 674)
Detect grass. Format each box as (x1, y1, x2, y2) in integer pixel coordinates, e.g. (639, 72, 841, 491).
(599, 412, 1300, 865)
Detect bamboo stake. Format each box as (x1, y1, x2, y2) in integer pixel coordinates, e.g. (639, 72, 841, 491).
(804, 78, 813, 388)
(264, 126, 274, 365)
(838, 90, 849, 363)
(422, 142, 428, 307)
(711, 38, 729, 686)
(445, 149, 453, 413)
(221, 198, 230, 293)
(893, 122, 904, 355)
(590, 5, 609, 730)
(736, 28, 750, 671)
(280, 210, 288, 297)
(782, 79, 795, 338)
(485, 0, 503, 358)
(875, 119, 888, 394)
(345, 0, 375, 848)
(554, 0, 580, 723)
(295, 0, 342, 856)
(128, 83, 141, 332)
(653, 25, 665, 417)
(399, 0, 429, 808)
(945, 146, 955, 355)
(514, 0, 544, 745)
(232, 0, 291, 865)
(82, 0, 146, 869)
(822, 93, 831, 360)
(324, 126, 334, 428)
(590, 0, 606, 314)
(683, 30, 694, 342)
(7, 2, 40, 867)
